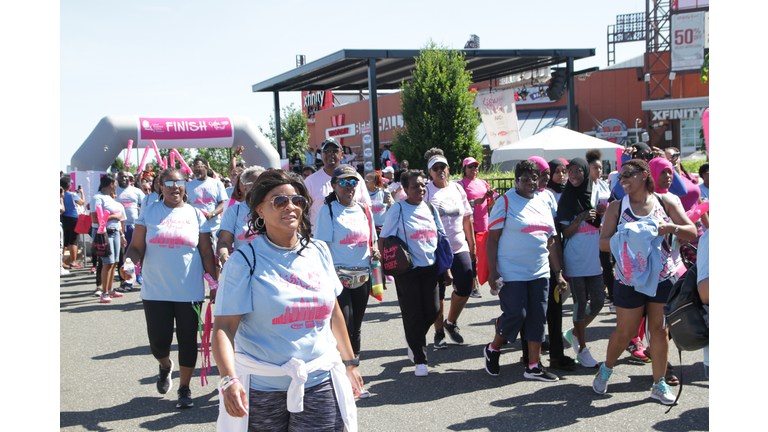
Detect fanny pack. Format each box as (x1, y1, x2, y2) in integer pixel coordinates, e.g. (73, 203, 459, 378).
(106, 227, 118, 235)
(335, 266, 370, 289)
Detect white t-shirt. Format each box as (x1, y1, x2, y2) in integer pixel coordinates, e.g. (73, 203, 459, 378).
(116, 185, 145, 225)
(90, 192, 124, 229)
(136, 203, 211, 302)
(215, 236, 343, 391)
(488, 190, 556, 282)
(425, 181, 472, 254)
(186, 178, 228, 232)
(304, 168, 371, 234)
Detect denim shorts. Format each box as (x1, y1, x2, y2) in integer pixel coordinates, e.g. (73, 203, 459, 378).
(612, 278, 674, 310)
(93, 228, 121, 265)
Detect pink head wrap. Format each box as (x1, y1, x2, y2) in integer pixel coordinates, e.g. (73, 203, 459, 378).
(528, 156, 549, 174)
(648, 158, 674, 194)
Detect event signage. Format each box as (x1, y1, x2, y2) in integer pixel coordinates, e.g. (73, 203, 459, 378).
(474, 88, 520, 150)
(361, 126, 374, 174)
(137, 116, 234, 148)
(326, 124, 356, 139)
(511, 86, 556, 106)
(596, 118, 628, 145)
(671, 12, 706, 71)
(651, 107, 707, 121)
(302, 91, 334, 123)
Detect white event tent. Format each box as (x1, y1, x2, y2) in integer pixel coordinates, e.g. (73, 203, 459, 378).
(491, 126, 626, 171)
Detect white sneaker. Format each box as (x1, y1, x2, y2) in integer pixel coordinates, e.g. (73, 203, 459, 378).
(60, 267, 70, 276)
(414, 364, 428, 376)
(404, 334, 414, 364)
(94, 289, 103, 297)
(576, 347, 599, 368)
(609, 303, 616, 314)
(100, 293, 112, 303)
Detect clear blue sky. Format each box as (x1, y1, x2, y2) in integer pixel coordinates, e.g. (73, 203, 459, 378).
(58, 0, 651, 171)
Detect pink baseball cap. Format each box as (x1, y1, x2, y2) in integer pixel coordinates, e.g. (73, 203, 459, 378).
(462, 157, 480, 167)
(528, 156, 549, 174)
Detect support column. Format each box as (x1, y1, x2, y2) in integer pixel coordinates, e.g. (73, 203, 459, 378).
(367, 58, 381, 171)
(566, 57, 576, 131)
(274, 92, 282, 158)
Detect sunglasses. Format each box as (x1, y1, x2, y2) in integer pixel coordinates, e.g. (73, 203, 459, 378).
(269, 194, 307, 211)
(618, 170, 643, 180)
(163, 180, 185, 187)
(517, 176, 539, 183)
(632, 152, 653, 161)
(337, 178, 359, 188)
(466, 164, 479, 169)
(323, 148, 340, 155)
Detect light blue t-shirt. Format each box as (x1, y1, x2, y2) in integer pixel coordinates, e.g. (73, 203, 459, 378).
(560, 215, 602, 278)
(488, 190, 556, 282)
(186, 178, 228, 232)
(140, 192, 159, 218)
(215, 236, 343, 391)
(697, 229, 709, 284)
(314, 201, 376, 268)
(368, 188, 390, 227)
(537, 189, 558, 219)
(116, 185, 145, 225)
(379, 200, 445, 268)
(699, 184, 709, 201)
(136, 203, 211, 302)
(219, 200, 258, 252)
(90, 192, 123, 230)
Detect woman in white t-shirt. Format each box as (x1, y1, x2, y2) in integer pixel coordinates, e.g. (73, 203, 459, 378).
(120, 167, 218, 410)
(90, 174, 127, 303)
(212, 169, 363, 431)
(424, 151, 475, 349)
(378, 169, 446, 377)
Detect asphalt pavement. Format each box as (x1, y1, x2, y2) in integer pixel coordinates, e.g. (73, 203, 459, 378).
(60, 268, 708, 431)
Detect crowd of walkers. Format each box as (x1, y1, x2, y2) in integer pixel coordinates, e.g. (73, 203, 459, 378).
(60, 138, 709, 430)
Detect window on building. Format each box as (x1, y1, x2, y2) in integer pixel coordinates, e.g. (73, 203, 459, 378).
(680, 117, 703, 154)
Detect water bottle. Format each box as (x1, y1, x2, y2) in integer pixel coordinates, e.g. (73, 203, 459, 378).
(123, 258, 136, 285)
(371, 260, 384, 298)
(491, 277, 503, 296)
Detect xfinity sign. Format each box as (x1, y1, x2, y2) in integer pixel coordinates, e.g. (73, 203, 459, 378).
(651, 107, 706, 121)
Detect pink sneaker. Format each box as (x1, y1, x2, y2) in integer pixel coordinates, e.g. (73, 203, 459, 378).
(108, 289, 124, 298)
(627, 337, 651, 363)
(99, 294, 112, 303)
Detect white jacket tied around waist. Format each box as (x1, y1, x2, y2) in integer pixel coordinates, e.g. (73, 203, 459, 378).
(216, 341, 357, 432)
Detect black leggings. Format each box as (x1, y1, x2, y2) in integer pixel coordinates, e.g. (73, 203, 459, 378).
(521, 271, 565, 362)
(600, 250, 614, 300)
(394, 264, 440, 365)
(142, 300, 201, 368)
(336, 281, 371, 355)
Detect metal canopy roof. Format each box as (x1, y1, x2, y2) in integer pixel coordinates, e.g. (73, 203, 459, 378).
(251, 48, 596, 92)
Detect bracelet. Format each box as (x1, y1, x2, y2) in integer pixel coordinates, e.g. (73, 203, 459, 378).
(220, 376, 240, 392)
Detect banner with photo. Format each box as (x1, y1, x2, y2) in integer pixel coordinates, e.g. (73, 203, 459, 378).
(475, 89, 520, 151)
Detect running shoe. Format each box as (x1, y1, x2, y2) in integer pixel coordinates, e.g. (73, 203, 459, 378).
(443, 320, 464, 344)
(99, 293, 111, 303)
(176, 385, 194, 409)
(414, 364, 428, 377)
(94, 288, 103, 297)
(609, 303, 616, 314)
(60, 267, 70, 276)
(627, 337, 651, 363)
(576, 347, 599, 368)
(136, 272, 144, 285)
(483, 344, 501, 376)
(158, 359, 174, 394)
(524, 364, 559, 382)
(108, 289, 124, 298)
(470, 288, 482, 298)
(592, 362, 613, 395)
(548, 356, 577, 371)
(70, 263, 83, 269)
(650, 377, 676, 405)
(358, 388, 371, 399)
(434, 329, 447, 349)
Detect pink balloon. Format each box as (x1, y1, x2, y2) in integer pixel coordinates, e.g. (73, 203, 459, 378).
(615, 148, 624, 170)
(125, 139, 134, 167)
(685, 200, 710, 223)
(702, 108, 709, 154)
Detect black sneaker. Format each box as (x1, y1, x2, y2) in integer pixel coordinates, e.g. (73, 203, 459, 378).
(434, 329, 447, 349)
(443, 320, 464, 344)
(524, 364, 559, 382)
(549, 356, 577, 371)
(484, 344, 501, 376)
(157, 359, 173, 394)
(176, 385, 194, 409)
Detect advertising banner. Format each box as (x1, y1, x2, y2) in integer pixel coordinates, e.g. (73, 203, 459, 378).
(302, 91, 334, 124)
(596, 118, 628, 145)
(136, 116, 234, 148)
(671, 12, 706, 71)
(474, 89, 520, 151)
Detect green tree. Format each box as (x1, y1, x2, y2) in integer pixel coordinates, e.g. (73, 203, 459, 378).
(110, 158, 136, 173)
(391, 40, 483, 174)
(258, 103, 310, 160)
(195, 148, 231, 177)
(158, 148, 194, 172)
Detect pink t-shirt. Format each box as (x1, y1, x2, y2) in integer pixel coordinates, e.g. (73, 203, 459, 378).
(459, 178, 492, 233)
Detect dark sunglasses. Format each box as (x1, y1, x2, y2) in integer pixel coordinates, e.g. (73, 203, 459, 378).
(269, 194, 307, 211)
(618, 170, 643, 180)
(337, 178, 359, 188)
(163, 180, 185, 187)
(323, 148, 340, 155)
(517, 176, 539, 183)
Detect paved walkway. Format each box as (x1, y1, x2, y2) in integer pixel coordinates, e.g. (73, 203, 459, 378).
(60, 268, 708, 431)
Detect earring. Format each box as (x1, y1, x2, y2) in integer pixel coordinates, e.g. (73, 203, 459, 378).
(255, 216, 265, 229)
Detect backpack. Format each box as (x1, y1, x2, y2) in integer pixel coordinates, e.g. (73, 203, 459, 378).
(662, 242, 708, 411)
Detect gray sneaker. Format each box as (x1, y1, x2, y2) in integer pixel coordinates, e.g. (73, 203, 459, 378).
(592, 362, 613, 395)
(157, 359, 174, 394)
(470, 288, 482, 298)
(650, 378, 676, 405)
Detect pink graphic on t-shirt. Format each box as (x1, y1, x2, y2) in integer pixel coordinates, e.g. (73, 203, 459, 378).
(619, 242, 648, 279)
(192, 190, 218, 206)
(575, 222, 600, 235)
(280, 271, 323, 292)
(271, 295, 334, 326)
(159, 217, 192, 230)
(372, 203, 385, 213)
(236, 228, 257, 241)
(410, 227, 437, 242)
(118, 199, 137, 208)
(148, 230, 196, 249)
(340, 229, 369, 248)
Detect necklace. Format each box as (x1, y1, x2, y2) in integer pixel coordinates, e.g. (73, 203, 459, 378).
(264, 234, 300, 251)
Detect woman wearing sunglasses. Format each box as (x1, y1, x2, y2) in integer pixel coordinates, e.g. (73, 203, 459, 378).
(120, 167, 218, 409)
(217, 166, 266, 267)
(315, 166, 379, 386)
(378, 169, 446, 377)
(424, 150, 476, 349)
(593, 159, 696, 405)
(213, 169, 362, 431)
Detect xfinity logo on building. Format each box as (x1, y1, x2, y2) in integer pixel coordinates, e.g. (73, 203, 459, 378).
(305, 91, 326, 117)
(651, 107, 706, 121)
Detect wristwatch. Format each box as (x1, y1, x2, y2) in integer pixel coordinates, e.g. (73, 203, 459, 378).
(673, 225, 679, 234)
(342, 358, 359, 367)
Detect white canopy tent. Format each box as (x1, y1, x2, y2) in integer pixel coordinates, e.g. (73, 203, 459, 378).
(491, 126, 626, 172)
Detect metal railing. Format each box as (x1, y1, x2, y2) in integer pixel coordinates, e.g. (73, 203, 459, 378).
(483, 178, 515, 196)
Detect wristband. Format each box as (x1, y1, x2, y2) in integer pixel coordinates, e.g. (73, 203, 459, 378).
(219, 376, 240, 392)
(204, 273, 219, 290)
